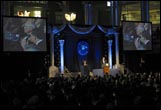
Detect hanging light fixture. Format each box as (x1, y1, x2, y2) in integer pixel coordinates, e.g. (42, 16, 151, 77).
(65, 12, 76, 22)
(107, 1, 111, 7)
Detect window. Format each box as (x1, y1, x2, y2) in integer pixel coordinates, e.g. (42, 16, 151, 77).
(121, 2, 141, 21)
(149, 1, 160, 24)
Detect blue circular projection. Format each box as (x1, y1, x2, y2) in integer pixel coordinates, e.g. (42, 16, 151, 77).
(77, 41, 89, 55)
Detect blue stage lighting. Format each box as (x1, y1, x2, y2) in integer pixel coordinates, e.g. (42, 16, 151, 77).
(77, 41, 89, 55)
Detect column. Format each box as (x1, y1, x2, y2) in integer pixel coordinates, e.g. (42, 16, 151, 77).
(114, 1, 119, 26)
(59, 40, 65, 74)
(110, 1, 114, 26)
(114, 32, 119, 66)
(51, 33, 54, 66)
(113, 1, 120, 67)
(84, 3, 92, 25)
(107, 40, 113, 69)
(141, 1, 150, 22)
(49, 32, 58, 78)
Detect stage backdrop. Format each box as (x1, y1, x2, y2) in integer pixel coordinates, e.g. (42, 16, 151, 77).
(53, 25, 107, 72)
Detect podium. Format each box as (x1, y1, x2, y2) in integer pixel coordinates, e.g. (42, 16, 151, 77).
(92, 69, 104, 77)
(109, 68, 119, 77)
(103, 66, 110, 74)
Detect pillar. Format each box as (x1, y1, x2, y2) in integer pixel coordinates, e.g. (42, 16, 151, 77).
(114, 1, 119, 26)
(113, 1, 120, 66)
(59, 40, 65, 74)
(110, 1, 114, 26)
(141, 1, 150, 22)
(114, 32, 120, 66)
(51, 33, 54, 66)
(107, 40, 113, 69)
(84, 3, 92, 25)
(49, 32, 59, 78)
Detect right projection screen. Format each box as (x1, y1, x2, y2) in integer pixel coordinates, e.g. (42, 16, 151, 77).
(122, 21, 152, 51)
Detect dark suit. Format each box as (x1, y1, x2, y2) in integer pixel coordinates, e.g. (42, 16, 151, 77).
(80, 65, 90, 76)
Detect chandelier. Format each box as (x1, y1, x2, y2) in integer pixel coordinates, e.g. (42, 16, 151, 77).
(65, 12, 76, 22)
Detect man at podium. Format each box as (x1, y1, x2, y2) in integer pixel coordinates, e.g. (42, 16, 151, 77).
(100, 56, 107, 68)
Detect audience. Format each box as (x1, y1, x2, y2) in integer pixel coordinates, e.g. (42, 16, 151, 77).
(1, 72, 160, 110)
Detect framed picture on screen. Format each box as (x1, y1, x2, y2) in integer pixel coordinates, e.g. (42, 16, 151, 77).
(2, 16, 47, 52)
(122, 21, 152, 51)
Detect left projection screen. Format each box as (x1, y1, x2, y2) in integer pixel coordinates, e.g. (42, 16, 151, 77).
(3, 16, 47, 52)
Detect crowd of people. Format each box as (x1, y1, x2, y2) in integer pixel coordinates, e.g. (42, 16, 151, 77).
(1, 71, 160, 110)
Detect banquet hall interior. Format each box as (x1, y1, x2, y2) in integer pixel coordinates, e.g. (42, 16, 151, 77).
(1, 1, 160, 110)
